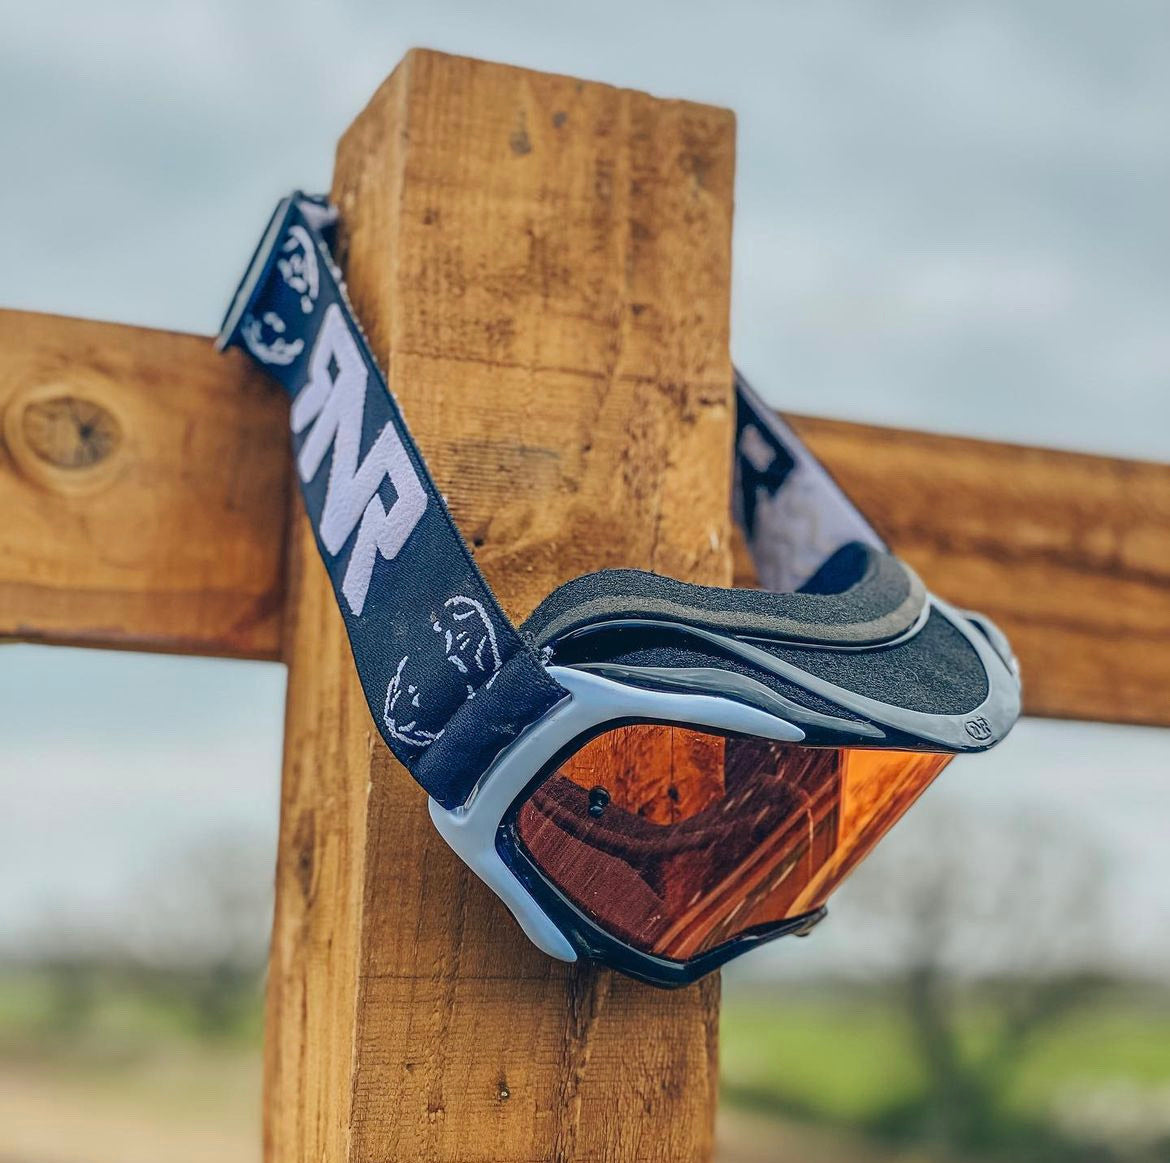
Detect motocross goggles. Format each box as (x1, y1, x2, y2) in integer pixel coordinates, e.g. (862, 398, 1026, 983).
(219, 193, 1021, 987)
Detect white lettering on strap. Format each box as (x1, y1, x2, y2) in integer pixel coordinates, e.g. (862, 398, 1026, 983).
(291, 302, 427, 615)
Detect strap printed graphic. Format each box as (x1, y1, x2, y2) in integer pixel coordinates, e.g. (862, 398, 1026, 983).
(218, 194, 567, 809)
(289, 302, 428, 617)
(733, 372, 885, 593)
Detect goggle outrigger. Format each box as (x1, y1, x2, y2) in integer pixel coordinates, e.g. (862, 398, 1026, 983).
(219, 193, 1020, 987)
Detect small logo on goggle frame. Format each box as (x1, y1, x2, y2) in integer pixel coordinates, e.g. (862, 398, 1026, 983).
(964, 716, 993, 741)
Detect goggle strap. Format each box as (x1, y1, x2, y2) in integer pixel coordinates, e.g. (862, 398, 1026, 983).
(733, 373, 886, 593)
(218, 193, 567, 809)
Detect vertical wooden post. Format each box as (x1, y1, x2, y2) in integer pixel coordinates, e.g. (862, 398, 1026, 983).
(265, 50, 735, 1162)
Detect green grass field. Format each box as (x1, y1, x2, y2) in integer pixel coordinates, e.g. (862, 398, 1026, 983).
(4, 969, 1170, 1163)
(0, 965, 264, 1054)
(721, 982, 1170, 1159)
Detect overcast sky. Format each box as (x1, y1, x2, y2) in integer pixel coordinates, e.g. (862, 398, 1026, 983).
(3, 0, 1169, 456)
(1, 0, 1167, 978)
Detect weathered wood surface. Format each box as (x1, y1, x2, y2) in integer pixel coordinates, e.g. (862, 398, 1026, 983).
(0, 309, 288, 658)
(265, 50, 734, 1163)
(783, 416, 1170, 727)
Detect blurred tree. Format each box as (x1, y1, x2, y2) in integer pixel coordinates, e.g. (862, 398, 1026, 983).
(841, 804, 1111, 1156)
(0, 831, 273, 1053)
(123, 830, 273, 1037)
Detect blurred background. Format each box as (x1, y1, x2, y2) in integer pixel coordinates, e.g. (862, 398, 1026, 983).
(1, 2, 1168, 1161)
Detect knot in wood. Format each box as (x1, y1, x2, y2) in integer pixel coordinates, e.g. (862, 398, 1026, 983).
(4, 379, 126, 495)
(21, 394, 121, 469)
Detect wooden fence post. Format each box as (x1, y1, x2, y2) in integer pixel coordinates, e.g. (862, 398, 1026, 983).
(264, 50, 735, 1163)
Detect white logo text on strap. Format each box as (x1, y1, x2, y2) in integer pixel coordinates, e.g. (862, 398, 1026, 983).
(292, 302, 427, 615)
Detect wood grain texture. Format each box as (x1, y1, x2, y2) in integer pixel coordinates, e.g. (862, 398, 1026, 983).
(0, 309, 288, 658)
(265, 49, 735, 1163)
(782, 416, 1170, 727)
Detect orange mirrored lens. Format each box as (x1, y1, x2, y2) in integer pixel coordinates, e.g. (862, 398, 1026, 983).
(514, 725, 951, 960)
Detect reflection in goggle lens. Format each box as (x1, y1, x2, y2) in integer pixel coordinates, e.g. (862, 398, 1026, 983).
(514, 725, 951, 960)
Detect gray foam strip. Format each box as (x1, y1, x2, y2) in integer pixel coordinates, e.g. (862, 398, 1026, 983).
(529, 554, 926, 647)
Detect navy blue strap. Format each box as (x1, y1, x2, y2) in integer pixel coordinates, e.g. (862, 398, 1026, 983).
(733, 371, 885, 593)
(218, 193, 567, 809)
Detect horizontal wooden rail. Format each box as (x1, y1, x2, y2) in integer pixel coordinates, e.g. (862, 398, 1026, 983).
(2, 308, 1167, 727)
(0, 309, 289, 659)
